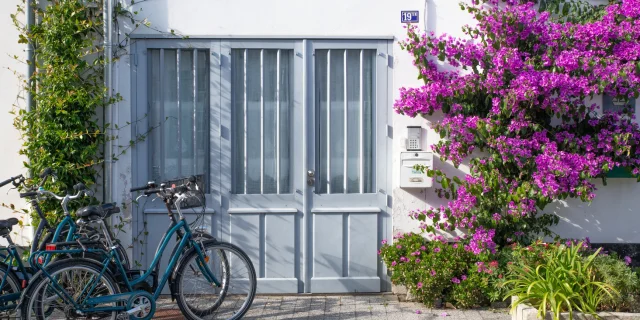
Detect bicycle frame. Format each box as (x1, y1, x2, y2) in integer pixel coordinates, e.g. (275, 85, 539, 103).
(0, 184, 86, 312)
(27, 190, 79, 261)
(32, 216, 219, 313)
(0, 246, 27, 311)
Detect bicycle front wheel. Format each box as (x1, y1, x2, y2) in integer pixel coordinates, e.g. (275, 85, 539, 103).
(0, 264, 20, 317)
(20, 259, 120, 320)
(174, 240, 256, 320)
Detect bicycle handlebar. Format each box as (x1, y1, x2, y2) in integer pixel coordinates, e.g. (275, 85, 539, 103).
(19, 191, 38, 198)
(0, 175, 23, 188)
(130, 185, 148, 192)
(0, 177, 15, 188)
(144, 188, 161, 195)
(130, 181, 158, 192)
(20, 187, 86, 201)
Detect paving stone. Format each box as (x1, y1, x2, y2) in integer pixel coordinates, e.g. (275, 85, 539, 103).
(149, 295, 512, 319)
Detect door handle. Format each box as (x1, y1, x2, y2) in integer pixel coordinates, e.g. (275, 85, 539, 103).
(307, 170, 315, 186)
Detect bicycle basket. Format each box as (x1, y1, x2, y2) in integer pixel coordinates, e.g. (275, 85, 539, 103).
(166, 174, 206, 210)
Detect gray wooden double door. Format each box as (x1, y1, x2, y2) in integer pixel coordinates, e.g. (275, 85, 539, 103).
(132, 38, 392, 293)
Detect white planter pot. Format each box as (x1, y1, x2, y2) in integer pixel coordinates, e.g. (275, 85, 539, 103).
(511, 297, 640, 320)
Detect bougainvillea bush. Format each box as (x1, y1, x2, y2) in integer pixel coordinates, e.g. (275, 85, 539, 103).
(379, 232, 509, 308)
(395, 0, 640, 250)
(382, 233, 640, 310)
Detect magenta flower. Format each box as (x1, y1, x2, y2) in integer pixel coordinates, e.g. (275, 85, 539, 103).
(417, 282, 423, 289)
(391, 261, 397, 267)
(434, 247, 441, 253)
(420, 245, 427, 251)
(625, 256, 632, 266)
(381, 239, 387, 245)
(396, 0, 640, 259)
(396, 245, 402, 249)
(461, 275, 467, 281)
(451, 277, 461, 284)
(430, 269, 437, 276)
(416, 310, 422, 314)
(416, 258, 421, 263)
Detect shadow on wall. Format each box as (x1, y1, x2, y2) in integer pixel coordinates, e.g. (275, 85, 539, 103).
(424, 0, 437, 33)
(546, 179, 640, 243)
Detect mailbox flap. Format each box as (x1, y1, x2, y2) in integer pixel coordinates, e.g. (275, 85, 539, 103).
(402, 159, 429, 167)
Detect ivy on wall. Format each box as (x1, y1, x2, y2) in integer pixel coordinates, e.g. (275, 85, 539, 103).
(11, 0, 115, 224)
(9, 0, 190, 266)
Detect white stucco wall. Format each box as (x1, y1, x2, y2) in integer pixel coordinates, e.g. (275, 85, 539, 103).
(0, 0, 637, 248)
(110, 0, 473, 245)
(106, 0, 640, 245)
(0, 0, 32, 246)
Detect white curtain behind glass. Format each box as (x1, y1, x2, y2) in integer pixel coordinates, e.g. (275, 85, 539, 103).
(231, 49, 293, 195)
(148, 49, 209, 184)
(315, 49, 376, 194)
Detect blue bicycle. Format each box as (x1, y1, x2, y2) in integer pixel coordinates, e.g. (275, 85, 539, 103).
(20, 177, 257, 320)
(0, 169, 128, 317)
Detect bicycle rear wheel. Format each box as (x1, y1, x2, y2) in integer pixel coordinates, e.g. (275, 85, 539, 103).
(174, 240, 256, 320)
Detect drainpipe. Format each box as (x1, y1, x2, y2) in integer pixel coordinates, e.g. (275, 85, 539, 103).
(25, 0, 35, 115)
(103, 0, 113, 204)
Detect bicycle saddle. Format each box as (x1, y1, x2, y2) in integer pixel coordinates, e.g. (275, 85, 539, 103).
(76, 203, 121, 221)
(0, 218, 19, 236)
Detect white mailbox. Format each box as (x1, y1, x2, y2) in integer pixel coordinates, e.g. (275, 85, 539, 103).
(400, 152, 433, 188)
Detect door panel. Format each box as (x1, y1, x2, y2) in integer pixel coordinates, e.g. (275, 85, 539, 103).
(132, 40, 222, 295)
(306, 40, 388, 293)
(228, 211, 299, 293)
(220, 40, 305, 293)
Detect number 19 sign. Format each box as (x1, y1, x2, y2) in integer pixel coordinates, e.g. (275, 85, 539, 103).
(401, 11, 419, 23)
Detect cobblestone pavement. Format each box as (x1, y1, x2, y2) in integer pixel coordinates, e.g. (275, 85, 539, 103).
(154, 294, 512, 319)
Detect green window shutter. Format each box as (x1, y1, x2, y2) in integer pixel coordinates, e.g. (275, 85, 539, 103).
(607, 166, 635, 178)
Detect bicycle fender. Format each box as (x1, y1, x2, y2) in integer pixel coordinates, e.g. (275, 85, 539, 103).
(168, 232, 215, 300)
(169, 238, 220, 296)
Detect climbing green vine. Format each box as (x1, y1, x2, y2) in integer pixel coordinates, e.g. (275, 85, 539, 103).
(11, 0, 113, 224)
(9, 0, 190, 267)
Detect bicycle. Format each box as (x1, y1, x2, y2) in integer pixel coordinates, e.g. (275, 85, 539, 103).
(20, 177, 257, 320)
(0, 170, 127, 316)
(17, 169, 130, 270)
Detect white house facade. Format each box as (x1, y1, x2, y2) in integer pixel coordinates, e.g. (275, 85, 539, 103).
(0, 0, 638, 294)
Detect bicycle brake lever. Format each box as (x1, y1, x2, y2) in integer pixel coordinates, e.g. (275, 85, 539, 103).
(135, 194, 147, 202)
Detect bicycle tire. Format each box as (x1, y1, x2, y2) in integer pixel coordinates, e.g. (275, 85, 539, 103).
(174, 240, 256, 320)
(0, 263, 21, 316)
(20, 258, 120, 320)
